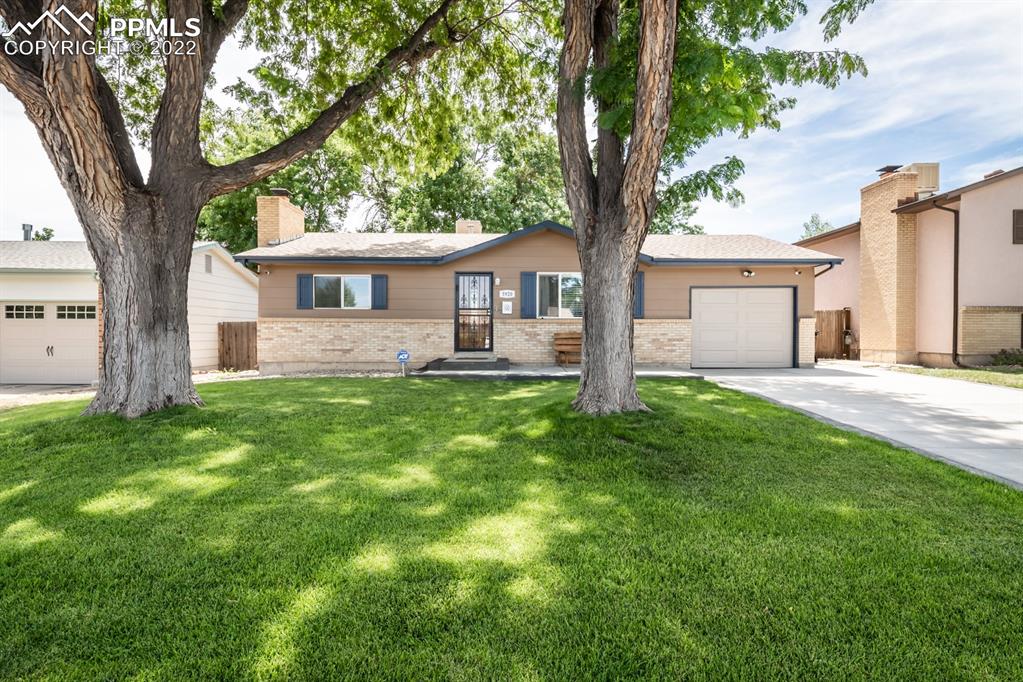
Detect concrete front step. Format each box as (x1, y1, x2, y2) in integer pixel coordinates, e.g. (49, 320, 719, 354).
(424, 356, 511, 371)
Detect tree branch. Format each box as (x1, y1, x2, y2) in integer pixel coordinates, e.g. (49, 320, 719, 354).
(592, 0, 624, 227)
(37, 0, 131, 206)
(556, 0, 598, 242)
(204, 0, 460, 197)
(201, 0, 248, 79)
(621, 0, 678, 256)
(150, 0, 209, 183)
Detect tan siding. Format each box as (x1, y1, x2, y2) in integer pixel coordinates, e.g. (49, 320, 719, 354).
(257, 229, 813, 320)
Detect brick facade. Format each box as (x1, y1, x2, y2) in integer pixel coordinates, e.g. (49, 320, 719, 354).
(958, 306, 1023, 362)
(257, 316, 816, 372)
(258, 318, 452, 373)
(799, 317, 816, 367)
(858, 171, 920, 364)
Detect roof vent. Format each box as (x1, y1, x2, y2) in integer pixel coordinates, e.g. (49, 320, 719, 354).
(983, 169, 1005, 179)
(22, 223, 32, 241)
(876, 165, 901, 177)
(269, 187, 291, 197)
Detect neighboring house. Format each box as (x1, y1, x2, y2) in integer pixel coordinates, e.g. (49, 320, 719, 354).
(235, 191, 841, 372)
(0, 238, 257, 384)
(797, 163, 1023, 366)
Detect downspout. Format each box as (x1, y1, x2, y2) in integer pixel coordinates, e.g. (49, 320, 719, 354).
(814, 263, 835, 277)
(934, 204, 962, 366)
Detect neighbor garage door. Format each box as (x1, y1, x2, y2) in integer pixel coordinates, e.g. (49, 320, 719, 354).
(691, 287, 794, 368)
(0, 302, 99, 384)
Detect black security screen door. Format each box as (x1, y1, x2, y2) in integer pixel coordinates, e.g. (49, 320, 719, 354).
(455, 273, 493, 351)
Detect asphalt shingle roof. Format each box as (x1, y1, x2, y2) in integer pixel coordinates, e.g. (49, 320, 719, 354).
(640, 234, 837, 261)
(0, 241, 238, 272)
(235, 225, 841, 264)
(0, 241, 96, 271)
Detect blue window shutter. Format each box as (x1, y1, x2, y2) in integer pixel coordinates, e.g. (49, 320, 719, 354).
(520, 272, 536, 319)
(297, 274, 313, 309)
(633, 271, 645, 319)
(371, 274, 388, 309)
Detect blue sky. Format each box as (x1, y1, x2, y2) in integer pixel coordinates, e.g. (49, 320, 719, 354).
(1, 0, 1021, 242)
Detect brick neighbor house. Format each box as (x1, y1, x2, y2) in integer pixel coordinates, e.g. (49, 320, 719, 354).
(797, 164, 1023, 366)
(235, 191, 842, 372)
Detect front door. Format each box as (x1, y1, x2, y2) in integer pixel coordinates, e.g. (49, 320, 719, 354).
(454, 273, 493, 352)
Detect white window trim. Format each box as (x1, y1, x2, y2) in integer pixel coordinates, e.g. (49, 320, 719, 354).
(312, 274, 372, 310)
(536, 272, 583, 319)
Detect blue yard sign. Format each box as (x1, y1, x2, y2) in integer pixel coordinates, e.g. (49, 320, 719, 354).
(397, 350, 410, 364)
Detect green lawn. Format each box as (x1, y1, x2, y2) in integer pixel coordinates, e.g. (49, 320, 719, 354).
(1, 379, 1021, 679)
(894, 365, 1023, 389)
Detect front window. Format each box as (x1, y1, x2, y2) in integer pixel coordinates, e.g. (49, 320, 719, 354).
(537, 273, 583, 318)
(314, 275, 371, 309)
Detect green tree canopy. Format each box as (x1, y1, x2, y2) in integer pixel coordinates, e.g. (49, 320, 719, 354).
(198, 111, 362, 253)
(363, 127, 570, 232)
(801, 213, 834, 239)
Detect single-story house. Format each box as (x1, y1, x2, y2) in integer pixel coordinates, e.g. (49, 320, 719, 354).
(235, 191, 842, 372)
(796, 163, 1023, 366)
(0, 236, 258, 383)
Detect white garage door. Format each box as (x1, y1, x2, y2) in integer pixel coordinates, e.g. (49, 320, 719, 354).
(0, 302, 99, 384)
(691, 287, 794, 368)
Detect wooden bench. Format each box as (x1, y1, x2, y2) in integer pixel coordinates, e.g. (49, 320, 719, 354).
(553, 331, 582, 366)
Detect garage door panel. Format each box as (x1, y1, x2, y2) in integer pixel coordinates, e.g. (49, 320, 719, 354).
(695, 350, 740, 365)
(744, 308, 789, 324)
(695, 289, 740, 305)
(691, 287, 793, 369)
(743, 289, 791, 305)
(696, 328, 739, 347)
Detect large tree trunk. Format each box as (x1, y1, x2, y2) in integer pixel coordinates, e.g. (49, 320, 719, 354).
(573, 218, 646, 413)
(557, 0, 678, 415)
(83, 193, 203, 417)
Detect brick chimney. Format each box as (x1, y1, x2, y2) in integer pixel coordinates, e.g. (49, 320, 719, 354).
(256, 189, 305, 247)
(858, 166, 922, 364)
(455, 219, 482, 234)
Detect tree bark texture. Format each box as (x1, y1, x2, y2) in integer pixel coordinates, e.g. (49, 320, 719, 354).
(556, 0, 678, 415)
(0, 0, 462, 417)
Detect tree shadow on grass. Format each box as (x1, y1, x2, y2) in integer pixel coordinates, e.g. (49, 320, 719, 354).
(0, 378, 1021, 678)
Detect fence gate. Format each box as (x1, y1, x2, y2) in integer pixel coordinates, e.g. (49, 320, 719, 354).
(218, 321, 257, 371)
(814, 309, 849, 359)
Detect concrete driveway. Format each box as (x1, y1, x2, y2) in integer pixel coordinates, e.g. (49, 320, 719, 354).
(702, 361, 1023, 489)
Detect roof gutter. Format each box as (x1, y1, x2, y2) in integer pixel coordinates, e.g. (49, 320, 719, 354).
(934, 203, 963, 366)
(238, 255, 845, 267)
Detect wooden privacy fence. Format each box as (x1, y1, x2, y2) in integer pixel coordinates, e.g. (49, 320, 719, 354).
(218, 321, 257, 371)
(815, 309, 852, 360)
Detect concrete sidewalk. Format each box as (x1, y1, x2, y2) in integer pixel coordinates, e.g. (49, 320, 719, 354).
(702, 361, 1023, 489)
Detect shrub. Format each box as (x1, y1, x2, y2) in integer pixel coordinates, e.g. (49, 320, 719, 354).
(990, 348, 1023, 366)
